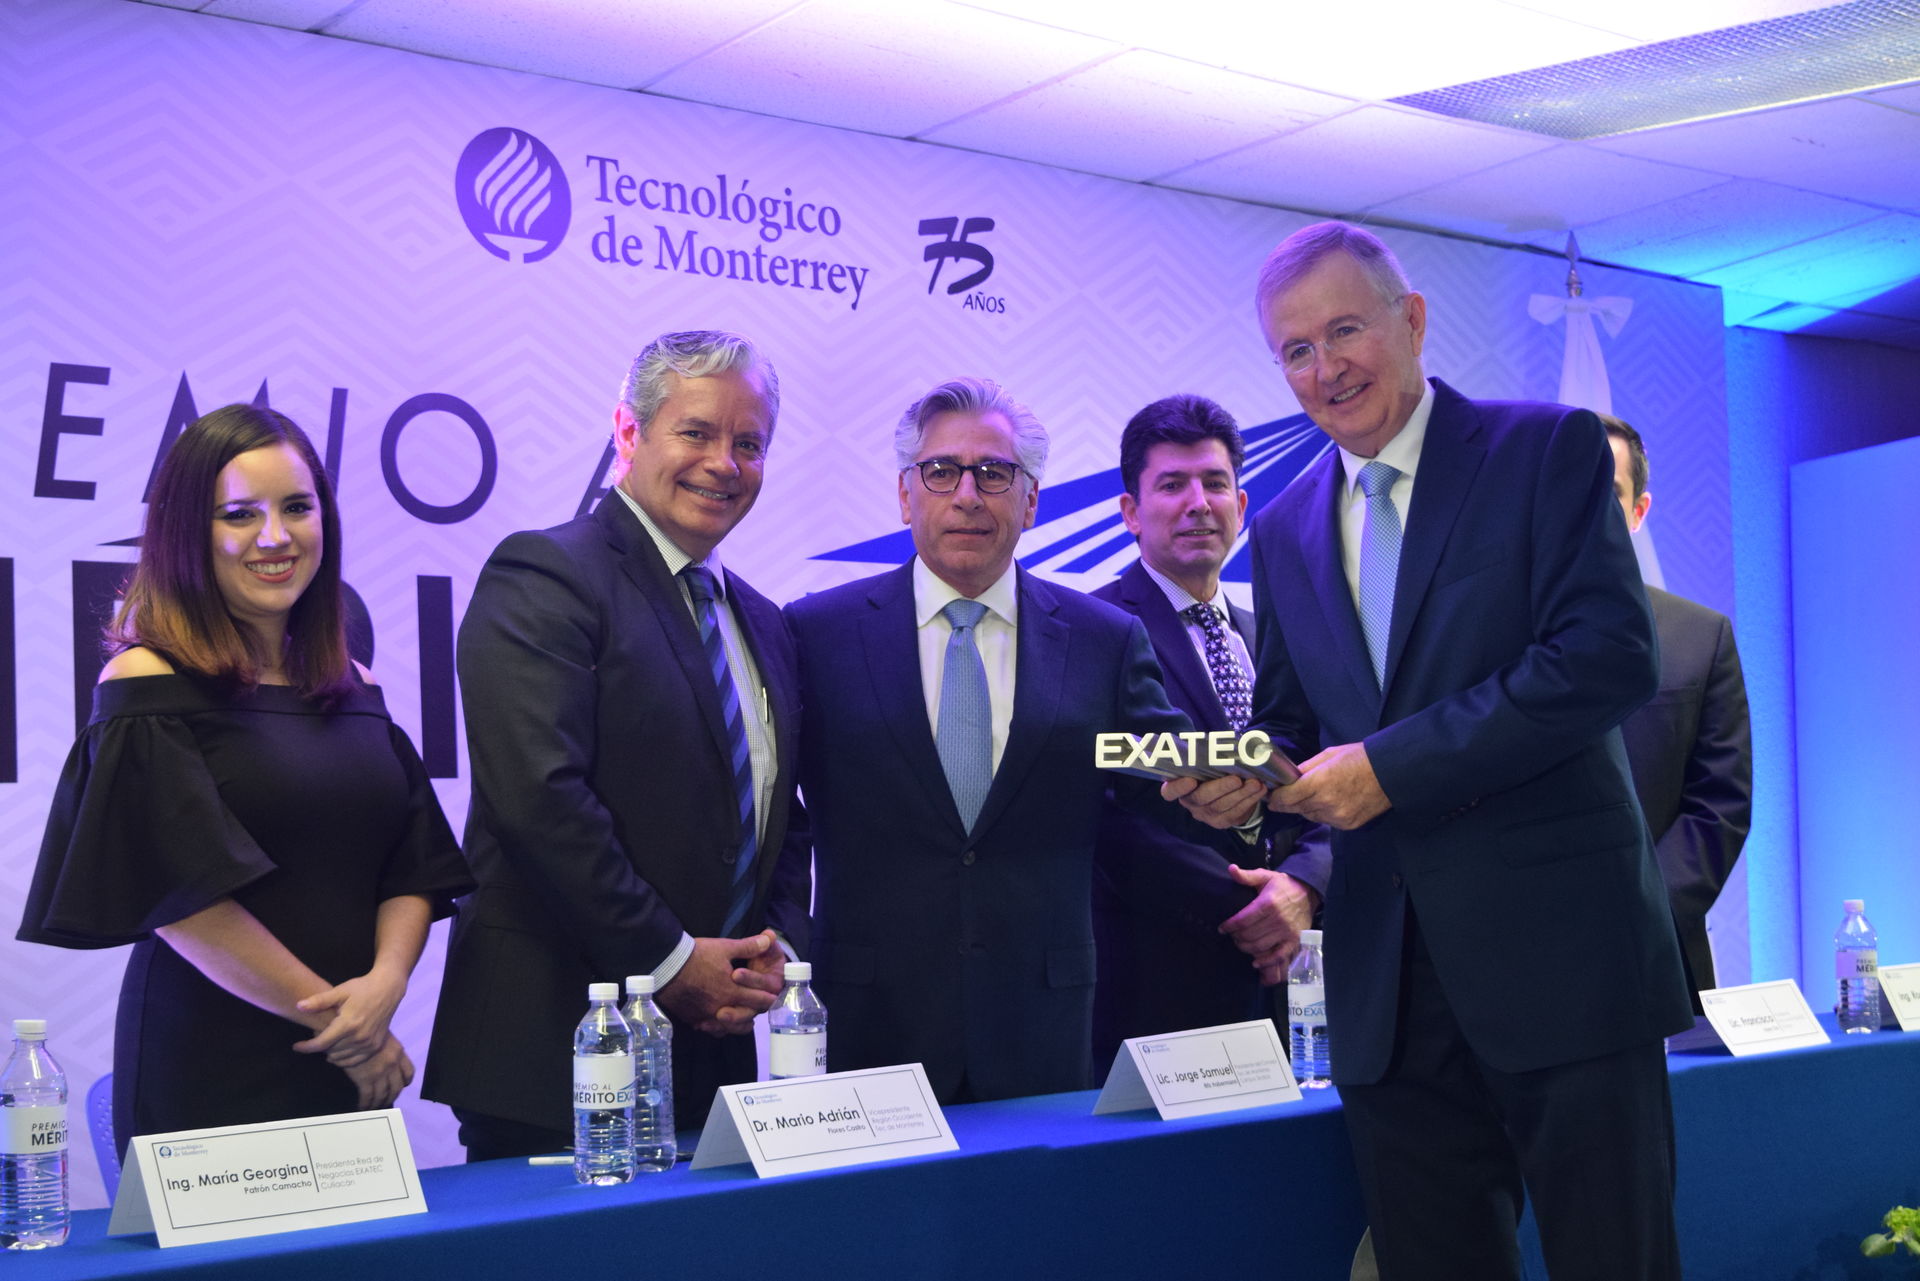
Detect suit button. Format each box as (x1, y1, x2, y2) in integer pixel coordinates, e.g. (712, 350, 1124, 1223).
(1391, 872, 1404, 889)
(961, 850, 976, 866)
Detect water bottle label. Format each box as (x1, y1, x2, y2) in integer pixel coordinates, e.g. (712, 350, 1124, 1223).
(1287, 982, 1326, 1025)
(1, 1104, 67, 1155)
(573, 1055, 636, 1110)
(1837, 949, 1879, 981)
(770, 1030, 826, 1078)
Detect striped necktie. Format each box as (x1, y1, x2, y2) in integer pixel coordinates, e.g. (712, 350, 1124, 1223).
(682, 565, 757, 934)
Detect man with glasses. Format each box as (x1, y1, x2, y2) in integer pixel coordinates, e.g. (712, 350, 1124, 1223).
(786, 377, 1233, 1104)
(1173, 223, 1691, 1279)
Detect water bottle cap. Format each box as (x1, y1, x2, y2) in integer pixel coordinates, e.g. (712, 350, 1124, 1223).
(1299, 929, 1322, 946)
(1843, 899, 1865, 913)
(626, 974, 655, 996)
(12, 1019, 46, 1039)
(587, 982, 620, 1001)
(784, 962, 812, 982)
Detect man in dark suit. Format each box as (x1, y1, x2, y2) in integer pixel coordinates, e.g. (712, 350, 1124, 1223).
(1604, 413, 1753, 1004)
(1090, 394, 1329, 1073)
(1175, 223, 1692, 1280)
(787, 377, 1260, 1104)
(425, 331, 809, 1158)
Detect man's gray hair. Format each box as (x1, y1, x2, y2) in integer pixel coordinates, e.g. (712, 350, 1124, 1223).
(618, 330, 781, 436)
(894, 377, 1049, 483)
(1254, 221, 1412, 324)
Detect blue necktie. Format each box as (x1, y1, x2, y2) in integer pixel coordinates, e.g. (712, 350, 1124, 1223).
(1357, 460, 1403, 688)
(682, 566, 757, 934)
(936, 598, 993, 832)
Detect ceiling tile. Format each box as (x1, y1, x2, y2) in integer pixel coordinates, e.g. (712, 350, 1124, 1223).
(1697, 213, 1920, 305)
(921, 51, 1351, 183)
(1863, 81, 1920, 114)
(1163, 105, 1554, 216)
(203, 0, 347, 24)
(961, 0, 1631, 99)
(1594, 97, 1920, 213)
(1370, 142, 1725, 242)
(1568, 179, 1881, 277)
(323, 0, 798, 87)
(642, 0, 1120, 138)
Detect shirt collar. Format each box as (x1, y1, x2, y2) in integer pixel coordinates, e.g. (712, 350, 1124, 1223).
(913, 557, 1020, 629)
(1140, 559, 1215, 619)
(612, 484, 726, 596)
(1338, 378, 1436, 497)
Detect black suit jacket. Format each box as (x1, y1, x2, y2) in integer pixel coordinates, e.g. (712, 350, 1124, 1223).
(423, 497, 808, 1133)
(787, 563, 1204, 1103)
(1089, 561, 1329, 1070)
(1621, 584, 1752, 1001)
(1248, 379, 1691, 1083)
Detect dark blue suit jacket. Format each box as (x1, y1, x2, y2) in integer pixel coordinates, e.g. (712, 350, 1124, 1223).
(787, 562, 1200, 1102)
(1248, 379, 1691, 1083)
(1622, 584, 1751, 1002)
(426, 497, 810, 1133)
(1089, 561, 1329, 1067)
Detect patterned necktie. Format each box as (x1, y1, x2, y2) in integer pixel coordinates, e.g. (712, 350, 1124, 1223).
(1357, 460, 1404, 688)
(1181, 602, 1251, 732)
(682, 566, 757, 934)
(936, 598, 993, 831)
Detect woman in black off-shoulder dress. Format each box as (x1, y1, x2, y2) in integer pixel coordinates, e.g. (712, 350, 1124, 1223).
(18, 405, 472, 1155)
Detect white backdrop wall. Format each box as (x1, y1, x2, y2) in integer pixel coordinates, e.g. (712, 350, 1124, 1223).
(1, 0, 1733, 1205)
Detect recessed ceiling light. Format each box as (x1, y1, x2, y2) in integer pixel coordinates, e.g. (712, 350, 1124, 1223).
(1392, 0, 1920, 139)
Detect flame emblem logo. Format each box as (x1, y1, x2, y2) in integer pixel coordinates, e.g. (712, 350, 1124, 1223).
(455, 127, 571, 263)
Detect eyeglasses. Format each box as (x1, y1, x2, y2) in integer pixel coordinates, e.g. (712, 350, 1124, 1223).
(1274, 297, 1404, 374)
(905, 458, 1027, 495)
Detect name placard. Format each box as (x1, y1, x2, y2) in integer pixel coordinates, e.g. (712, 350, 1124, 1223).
(108, 1110, 425, 1247)
(1878, 962, 1920, 1031)
(691, 1064, 957, 1177)
(1699, 980, 1830, 1056)
(1094, 1020, 1301, 1119)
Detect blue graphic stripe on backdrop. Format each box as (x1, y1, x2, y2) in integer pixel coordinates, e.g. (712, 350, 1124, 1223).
(813, 411, 1330, 581)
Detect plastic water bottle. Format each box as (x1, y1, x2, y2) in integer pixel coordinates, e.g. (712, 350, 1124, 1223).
(572, 983, 635, 1185)
(1, 1019, 69, 1250)
(622, 975, 675, 1172)
(1287, 930, 1331, 1089)
(1836, 899, 1882, 1034)
(768, 961, 827, 1080)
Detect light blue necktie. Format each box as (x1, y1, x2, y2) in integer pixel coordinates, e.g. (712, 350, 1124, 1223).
(936, 598, 993, 831)
(682, 566, 757, 934)
(1357, 460, 1403, 688)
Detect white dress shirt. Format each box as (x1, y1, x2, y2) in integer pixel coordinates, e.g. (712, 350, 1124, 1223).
(913, 557, 1019, 776)
(1138, 560, 1254, 689)
(1337, 380, 1436, 611)
(614, 486, 778, 984)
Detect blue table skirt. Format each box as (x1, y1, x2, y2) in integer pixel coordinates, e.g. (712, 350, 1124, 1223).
(13, 1020, 1916, 1280)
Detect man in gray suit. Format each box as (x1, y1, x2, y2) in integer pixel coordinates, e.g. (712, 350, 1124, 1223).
(1604, 413, 1753, 1005)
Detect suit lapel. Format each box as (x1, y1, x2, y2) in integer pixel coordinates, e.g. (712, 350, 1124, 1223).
(1296, 452, 1381, 712)
(728, 575, 797, 862)
(1383, 380, 1486, 693)
(860, 564, 968, 835)
(973, 567, 1065, 836)
(1118, 562, 1223, 727)
(599, 499, 734, 765)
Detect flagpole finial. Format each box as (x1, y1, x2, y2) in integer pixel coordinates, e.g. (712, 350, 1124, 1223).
(1564, 233, 1583, 298)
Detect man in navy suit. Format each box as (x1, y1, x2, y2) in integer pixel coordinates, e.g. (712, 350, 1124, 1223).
(787, 378, 1268, 1104)
(1176, 224, 1692, 1280)
(426, 331, 808, 1157)
(1604, 414, 1753, 1005)
(1090, 394, 1328, 1072)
